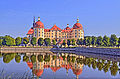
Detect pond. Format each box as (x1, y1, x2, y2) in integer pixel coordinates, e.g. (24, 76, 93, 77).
(0, 52, 120, 79)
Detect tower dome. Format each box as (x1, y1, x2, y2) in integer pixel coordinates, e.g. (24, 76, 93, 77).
(34, 17, 44, 28)
(73, 18, 83, 30)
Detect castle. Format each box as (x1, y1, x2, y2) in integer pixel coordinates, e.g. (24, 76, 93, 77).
(27, 17, 84, 44)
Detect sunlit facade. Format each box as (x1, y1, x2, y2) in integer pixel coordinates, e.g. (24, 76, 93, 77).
(27, 17, 84, 44)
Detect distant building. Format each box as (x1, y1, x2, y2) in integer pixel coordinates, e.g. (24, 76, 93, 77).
(27, 17, 84, 44)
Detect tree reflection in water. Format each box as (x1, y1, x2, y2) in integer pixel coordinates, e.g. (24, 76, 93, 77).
(0, 52, 120, 78)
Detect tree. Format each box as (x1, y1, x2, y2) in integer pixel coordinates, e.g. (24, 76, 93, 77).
(71, 39, 75, 45)
(96, 36, 103, 46)
(31, 37, 36, 46)
(23, 37, 29, 46)
(38, 38, 44, 46)
(118, 37, 120, 47)
(102, 35, 110, 47)
(44, 55, 50, 62)
(52, 55, 57, 60)
(38, 55, 43, 62)
(110, 34, 118, 46)
(15, 55, 21, 63)
(23, 55, 29, 62)
(91, 36, 97, 46)
(67, 39, 71, 47)
(83, 37, 88, 46)
(0, 39, 3, 46)
(2, 35, 16, 46)
(3, 53, 16, 63)
(76, 39, 83, 46)
(52, 39, 56, 45)
(44, 38, 51, 46)
(30, 55, 36, 63)
(62, 40, 66, 47)
(87, 36, 92, 46)
(15, 37, 22, 46)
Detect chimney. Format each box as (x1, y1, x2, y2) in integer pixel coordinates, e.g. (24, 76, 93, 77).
(38, 17, 40, 21)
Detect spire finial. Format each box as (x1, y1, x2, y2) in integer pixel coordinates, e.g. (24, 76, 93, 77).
(33, 16, 35, 23)
(38, 17, 40, 21)
(77, 17, 79, 23)
(67, 24, 69, 27)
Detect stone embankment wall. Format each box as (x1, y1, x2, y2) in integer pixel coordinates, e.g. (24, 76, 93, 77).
(0, 47, 52, 53)
(51, 47, 120, 56)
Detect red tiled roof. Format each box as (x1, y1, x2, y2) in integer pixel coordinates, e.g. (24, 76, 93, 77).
(34, 21, 44, 28)
(65, 26, 71, 30)
(61, 29, 71, 33)
(44, 29, 50, 32)
(50, 25, 61, 30)
(73, 23, 83, 29)
(27, 62, 33, 69)
(72, 68, 82, 75)
(33, 69, 43, 77)
(27, 28, 34, 35)
(51, 66, 60, 72)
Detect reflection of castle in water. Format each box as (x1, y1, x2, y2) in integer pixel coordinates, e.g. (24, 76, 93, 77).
(26, 53, 85, 79)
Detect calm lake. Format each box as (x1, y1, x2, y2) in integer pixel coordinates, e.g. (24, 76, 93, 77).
(0, 52, 120, 79)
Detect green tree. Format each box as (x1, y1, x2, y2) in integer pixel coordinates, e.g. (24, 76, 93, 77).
(15, 37, 22, 46)
(52, 55, 57, 60)
(62, 40, 66, 47)
(23, 37, 29, 46)
(38, 38, 44, 46)
(15, 55, 21, 63)
(118, 37, 120, 47)
(110, 34, 118, 46)
(102, 35, 110, 47)
(87, 36, 92, 46)
(30, 55, 36, 63)
(110, 63, 119, 76)
(3, 53, 16, 63)
(67, 39, 71, 47)
(23, 55, 29, 62)
(71, 39, 75, 45)
(2, 35, 16, 46)
(91, 36, 97, 46)
(31, 37, 36, 46)
(44, 55, 50, 62)
(38, 55, 43, 62)
(96, 36, 103, 46)
(52, 39, 56, 45)
(0, 39, 3, 46)
(83, 37, 88, 46)
(44, 38, 51, 46)
(76, 39, 83, 46)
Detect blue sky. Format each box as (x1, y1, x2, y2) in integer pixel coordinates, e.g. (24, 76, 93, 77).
(0, 0, 120, 38)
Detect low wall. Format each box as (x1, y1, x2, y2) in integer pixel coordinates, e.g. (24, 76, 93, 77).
(0, 47, 52, 53)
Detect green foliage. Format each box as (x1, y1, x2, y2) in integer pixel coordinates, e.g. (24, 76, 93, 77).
(62, 40, 66, 46)
(91, 36, 97, 46)
(110, 63, 118, 76)
(44, 38, 51, 46)
(76, 58, 83, 64)
(23, 55, 29, 62)
(44, 55, 50, 62)
(0, 39, 3, 46)
(52, 39, 56, 45)
(67, 55, 70, 62)
(92, 60, 97, 69)
(102, 35, 110, 46)
(96, 36, 103, 46)
(0, 53, 2, 58)
(118, 37, 120, 47)
(110, 34, 118, 46)
(38, 38, 44, 46)
(76, 39, 83, 45)
(31, 37, 36, 46)
(23, 37, 29, 45)
(67, 39, 71, 46)
(3, 53, 16, 63)
(15, 55, 21, 63)
(38, 55, 43, 62)
(62, 55, 66, 61)
(15, 37, 22, 46)
(2, 35, 16, 46)
(87, 36, 92, 46)
(71, 39, 75, 45)
(30, 55, 36, 63)
(71, 56, 76, 63)
(103, 63, 110, 73)
(52, 55, 57, 60)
